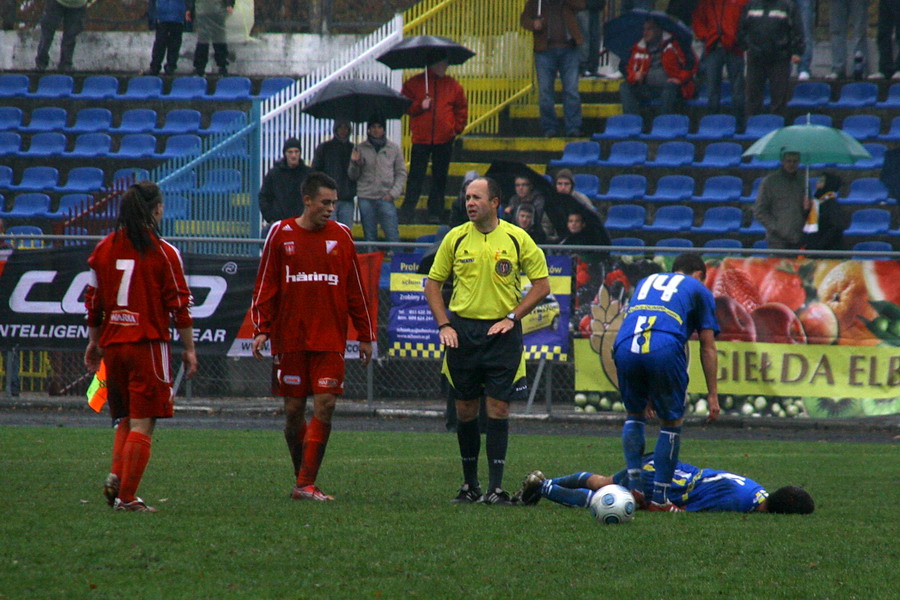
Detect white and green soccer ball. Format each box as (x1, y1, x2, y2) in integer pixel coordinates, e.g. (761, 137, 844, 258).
(589, 484, 636, 524)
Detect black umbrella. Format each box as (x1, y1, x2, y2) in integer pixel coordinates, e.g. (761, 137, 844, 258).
(376, 35, 475, 95)
(303, 78, 412, 123)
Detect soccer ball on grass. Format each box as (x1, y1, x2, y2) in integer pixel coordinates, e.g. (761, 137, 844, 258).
(589, 484, 635, 524)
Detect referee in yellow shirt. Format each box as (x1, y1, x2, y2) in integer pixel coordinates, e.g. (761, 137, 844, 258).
(425, 176, 550, 505)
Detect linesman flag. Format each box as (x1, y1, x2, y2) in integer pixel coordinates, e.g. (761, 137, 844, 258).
(86, 360, 107, 413)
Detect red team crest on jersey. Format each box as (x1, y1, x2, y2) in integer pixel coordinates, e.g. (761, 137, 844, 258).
(326, 240, 338, 254)
(284, 241, 295, 256)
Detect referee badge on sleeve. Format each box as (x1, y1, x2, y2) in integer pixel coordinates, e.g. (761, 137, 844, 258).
(495, 259, 513, 277)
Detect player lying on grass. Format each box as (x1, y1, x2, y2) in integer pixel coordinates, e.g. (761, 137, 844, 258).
(514, 455, 814, 514)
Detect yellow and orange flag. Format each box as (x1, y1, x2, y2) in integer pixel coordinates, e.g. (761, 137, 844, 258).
(86, 360, 107, 412)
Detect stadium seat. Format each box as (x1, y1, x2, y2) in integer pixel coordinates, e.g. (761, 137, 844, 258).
(9, 166, 59, 192)
(600, 174, 647, 202)
(158, 134, 202, 159)
(21, 107, 68, 133)
(6, 225, 45, 248)
(642, 204, 694, 232)
(840, 177, 891, 205)
(735, 114, 784, 140)
(703, 238, 744, 255)
(198, 168, 242, 193)
(573, 174, 600, 200)
(112, 109, 158, 133)
(752, 239, 769, 250)
(843, 208, 891, 235)
(165, 76, 208, 100)
(693, 175, 743, 203)
(549, 141, 600, 167)
(206, 76, 252, 101)
(687, 114, 736, 140)
(739, 218, 766, 236)
(255, 77, 296, 99)
(687, 79, 733, 107)
(787, 82, 831, 107)
(690, 206, 743, 234)
(0, 106, 23, 131)
(199, 110, 248, 134)
(740, 177, 764, 203)
(742, 155, 780, 170)
(850, 144, 886, 170)
(0, 193, 52, 218)
(792, 113, 832, 127)
(851, 241, 894, 259)
(0, 166, 12, 188)
(215, 135, 249, 158)
(56, 167, 105, 193)
(159, 170, 196, 193)
(63, 225, 90, 246)
(604, 203, 646, 231)
(841, 115, 881, 140)
(68, 133, 112, 158)
(155, 109, 202, 134)
(834, 82, 878, 108)
(597, 141, 647, 166)
(641, 113, 689, 140)
(65, 107, 113, 133)
(18, 132, 67, 157)
(44, 193, 91, 219)
(120, 76, 163, 100)
(111, 167, 151, 186)
(876, 83, 900, 108)
(878, 116, 900, 141)
(610, 237, 645, 255)
(694, 142, 742, 168)
(0, 74, 30, 97)
(112, 134, 158, 158)
(647, 141, 695, 167)
(30, 74, 74, 99)
(162, 194, 190, 219)
(655, 237, 694, 250)
(0, 132, 20, 156)
(592, 114, 642, 140)
(645, 175, 695, 202)
(77, 75, 119, 100)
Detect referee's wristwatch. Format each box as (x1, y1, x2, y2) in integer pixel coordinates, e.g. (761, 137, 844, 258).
(506, 312, 518, 322)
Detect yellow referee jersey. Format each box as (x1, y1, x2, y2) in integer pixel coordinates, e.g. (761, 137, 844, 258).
(427, 220, 549, 319)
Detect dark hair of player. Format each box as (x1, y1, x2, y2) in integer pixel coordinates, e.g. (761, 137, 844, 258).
(672, 253, 706, 280)
(467, 176, 503, 207)
(302, 171, 338, 200)
(766, 486, 815, 514)
(117, 180, 162, 254)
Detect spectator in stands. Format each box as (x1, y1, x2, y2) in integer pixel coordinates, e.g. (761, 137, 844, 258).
(259, 137, 311, 226)
(312, 120, 356, 227)
(514, 203, 548, 244)
(189, 0, 234, 76)
(504, 176, 548, 226)
(520, 0, 586, 137)
(738, 0, 804, 117)
(826, 0, 870, 80)
(754, 150, 808, 249)
(34, 0, 94, 72)
(803, 171, 848, 251)
(795, 0, 814, 80)
(620, 19, 697, 115)
(692, 0, 748, 124)
(148, 0, 189, 76)
(399, 56, 469, 226)
(554, 168, 597, 215)
(578, 1, 607, 77)
(870, 0, 900, 80)
(559, 210, 610, 246)
(348, 115, 407, 244)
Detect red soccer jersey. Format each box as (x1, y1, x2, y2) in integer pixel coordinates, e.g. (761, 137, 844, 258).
(251, 219, 374, 354)
(84, 229, 193, 347)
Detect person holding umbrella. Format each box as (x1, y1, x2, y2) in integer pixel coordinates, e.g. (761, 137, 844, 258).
(754, 150, 808, 249)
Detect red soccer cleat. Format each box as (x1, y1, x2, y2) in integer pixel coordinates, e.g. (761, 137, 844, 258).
(291, 484, 335, 501)
(113, 497, 157, 512)
(630, 488, 649, 510)
(648, 500, 685, 513)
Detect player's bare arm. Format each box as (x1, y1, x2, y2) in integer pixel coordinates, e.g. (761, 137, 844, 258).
(358, 341, 373, 366)
(487, 276, 551, 336)
(178, 326, 199, 379)
(84, 326, 103, 371)
(424, 277, 458, 348)
(251, 333, 268, 360)
(698, 328, 719, 423)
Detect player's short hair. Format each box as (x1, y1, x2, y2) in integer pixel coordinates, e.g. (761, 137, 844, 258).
(302, 172, 337, 200)
(467, 176, 503, 206)
(767, 486, 815, 514)
(672, 253, 706, 279)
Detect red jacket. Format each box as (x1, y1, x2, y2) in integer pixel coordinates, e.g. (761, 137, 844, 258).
(402, 71, 468, 146)
(692, 0, 749, 55)
(625, 33, 697, 99)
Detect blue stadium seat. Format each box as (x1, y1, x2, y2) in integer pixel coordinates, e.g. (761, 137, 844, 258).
(592, 114, 643, 140)
(155, 109, 202, 134)
(834, 82, 878, 107)
(111, 167, 151, 186)
(0, 74, 30, 98)
(792, 113, 832, 127)
(852, 240, 893, 257)
(0, 106, 23, 131)
(0, 193, 51, 218)
(206, 76, 252, 101)
(19, 132, 67, 157)
(735, 114, 784, 140)
(643, 205, 694, 232)
(647, 141, 694, 167)
(165, 76, 208, 100)
(600, 174, 647, 202)
(850, 143, 886, 170)
(56, 167, 105, 193)
(21, 107, 68, 133)
(876, 83, 900, 108)
(740, 177, 764, 203)
(841, 115, 881, 140)
(0, 132, 20, 156)
(703, 238, 744, 255)
(694, 142, 742, 168)
(693, 175, 743, 203)
(77, 75, 119, 100)
(879, 116, 900, 141)
(549, 141, 601, 167)
(597, 141, 647, 166)
(641, 113, 689, 140)
(45, 193, 91, 219)
(159, 170, 196, 193)
(162, 195, 190, 220)
(113, 134, 158, 158)
(604, 204, 646, 231)
(655, 237, 694, 253)
(62, 225, 90, 246)
(120, 76, 163, 100)
(30, 74, 74, 99)
(844, 208, 891, 235)
(573, 173, 600, 200)
(690, 206, 743, 234)
(199, 110, 247, 134)
(687, 80, 733, 107)
(158, 134, 202, 159)
(6, 225, 45, 248)
(787, 82, 831, 108)
(687, 114, 736, 140)
(198, 168, 241, 193)
(9, 166, 59, 192)
(752, 239, 769, 251)
(65, 107, 113, 133)
(112, 109, 158, 133)
(742, 155, 780, 170)
(610, 237, 646, 255)
(840, 177, 891, 205)
(215, 135, 249, 158)
(645, 175, 695, 202)
(68, 133, 112, 158)
(255, 77, 296, 99)
(739, 218, 766, 236)
(0, 166, 12, 188)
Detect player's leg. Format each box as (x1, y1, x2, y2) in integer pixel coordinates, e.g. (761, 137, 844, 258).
(294, 352, 343, 501)
(453, 397, 483, 501)
(648, 348, 687, 510)
(104, 416, 129, 506)
(283, 395, 308, 477)
(118, 416, 157, 508)
(614, 346, 648, 498)
(483, 396, 510, 503)
(275, 353, 308, 478)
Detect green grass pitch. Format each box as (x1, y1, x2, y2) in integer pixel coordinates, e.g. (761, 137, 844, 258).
(0, 426, 896, 599)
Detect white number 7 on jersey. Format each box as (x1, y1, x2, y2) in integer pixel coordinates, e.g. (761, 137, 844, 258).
(116, 259, 135, 306)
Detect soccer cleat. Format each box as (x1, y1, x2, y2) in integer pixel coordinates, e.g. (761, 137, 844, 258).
(113, 497, 157, 512)
(648, 500, 685, 513)
(103, 473, 120, 508)
(451, 483, 483, 503)
(481, 488, 514, 506)
(291, 484, 335, 501)
(630, 488, 649, 510)
(513, 470, 546, 506)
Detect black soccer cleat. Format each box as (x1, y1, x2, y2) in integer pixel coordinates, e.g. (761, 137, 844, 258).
(513, 470, 545, 506)
(451, 483, 483, 503)
(481, 488, 514, 506)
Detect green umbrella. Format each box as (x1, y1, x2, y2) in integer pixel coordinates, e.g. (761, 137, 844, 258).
(742, 123, 871, 164)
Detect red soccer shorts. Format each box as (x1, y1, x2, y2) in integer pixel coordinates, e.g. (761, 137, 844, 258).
(273, 351, 345, 398)
(104, 340, 175, 420)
